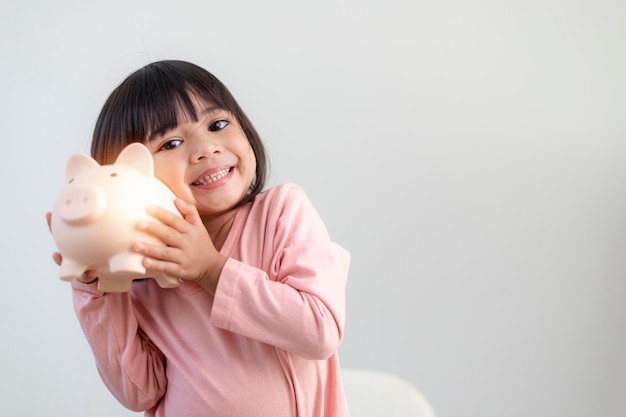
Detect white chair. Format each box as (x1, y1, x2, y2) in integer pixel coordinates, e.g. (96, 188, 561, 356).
(341, 369, 437, 417)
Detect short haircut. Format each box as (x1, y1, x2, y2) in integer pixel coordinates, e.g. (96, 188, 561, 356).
(91, 60, 268, 205)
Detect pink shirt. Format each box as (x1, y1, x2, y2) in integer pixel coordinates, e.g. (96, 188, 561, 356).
(71, 183, 351, 417)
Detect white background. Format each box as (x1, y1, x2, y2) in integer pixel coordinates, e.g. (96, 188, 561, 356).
(1, 1, 625, 416)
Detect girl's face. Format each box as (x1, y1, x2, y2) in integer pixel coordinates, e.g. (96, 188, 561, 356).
(146, 100, 256, 219)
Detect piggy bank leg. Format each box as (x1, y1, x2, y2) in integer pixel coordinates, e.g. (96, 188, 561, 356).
(59, 258, 89, 282)
(154, 273, 180, 289)
(96, 276, 133, 293)
(108, 251, 146, 275)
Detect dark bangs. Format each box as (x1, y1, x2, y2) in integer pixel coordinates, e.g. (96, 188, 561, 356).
(90, 60, 268, 204)
(92, 61, 235, 164)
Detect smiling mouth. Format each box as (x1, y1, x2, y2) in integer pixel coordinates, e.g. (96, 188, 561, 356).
(192, 168, 232, 186)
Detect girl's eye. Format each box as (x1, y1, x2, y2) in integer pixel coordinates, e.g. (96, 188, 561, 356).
(159, 138, 182, 151)
(209, 120, 229, 132)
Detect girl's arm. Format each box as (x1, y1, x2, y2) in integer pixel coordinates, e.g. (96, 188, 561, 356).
(72, 283, 167, 412)
(211, 184, 350, 360)
(127, 184, 349, 360)
(47, 212, 166, 410)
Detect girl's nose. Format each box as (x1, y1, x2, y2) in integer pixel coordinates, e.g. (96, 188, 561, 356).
(191, 142, 220, 163)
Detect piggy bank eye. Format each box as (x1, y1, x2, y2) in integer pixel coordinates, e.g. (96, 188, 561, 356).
(110, 172, 118, 178)
(68, 178, 74, 184)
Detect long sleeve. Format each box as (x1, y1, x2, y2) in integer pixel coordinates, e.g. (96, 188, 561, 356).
(72, 282, 167, 412)
(69, 183, 351, 417)
(211, 183, 350, 360)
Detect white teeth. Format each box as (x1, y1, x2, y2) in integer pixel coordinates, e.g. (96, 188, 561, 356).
(193, 168, 230, 185)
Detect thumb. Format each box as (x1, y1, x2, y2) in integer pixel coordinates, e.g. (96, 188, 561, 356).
(174, 198, 201, 224)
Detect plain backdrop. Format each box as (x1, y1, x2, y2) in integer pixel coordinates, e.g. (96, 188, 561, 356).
(1, 1, 625, 416)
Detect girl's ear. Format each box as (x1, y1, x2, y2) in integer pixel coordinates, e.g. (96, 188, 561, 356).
(115, 142, 155, 176)
(65, 154, 99, 182)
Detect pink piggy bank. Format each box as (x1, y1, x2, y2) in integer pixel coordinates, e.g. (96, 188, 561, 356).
(51, 142, 181, 293)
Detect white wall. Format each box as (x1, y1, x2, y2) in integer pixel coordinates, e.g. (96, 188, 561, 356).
(1, 1, 625, 416)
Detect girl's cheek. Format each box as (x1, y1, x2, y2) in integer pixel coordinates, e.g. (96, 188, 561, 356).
(153, 167, 178, 190)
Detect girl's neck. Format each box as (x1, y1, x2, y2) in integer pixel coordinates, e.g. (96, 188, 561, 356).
(202, 209, 238, 251)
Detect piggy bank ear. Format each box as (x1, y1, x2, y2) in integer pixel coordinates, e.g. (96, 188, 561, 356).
(115, 142, 154, 176)
(65, 153, 100, 182)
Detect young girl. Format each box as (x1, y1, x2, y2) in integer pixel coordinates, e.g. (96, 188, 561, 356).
(47, 60, 351, 416)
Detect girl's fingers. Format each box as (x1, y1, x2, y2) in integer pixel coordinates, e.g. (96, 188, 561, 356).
(174, 198, 202, 224)
(146, 202, 195, 231)
(140, 200, 199, 244)
(134, 241, 178, 263)
(147, 204, 182, 226)
(136, 219, 177, 246)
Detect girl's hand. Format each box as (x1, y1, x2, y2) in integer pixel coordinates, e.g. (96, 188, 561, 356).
(45, 212, 98, 284)
(132, 199, 226, 294)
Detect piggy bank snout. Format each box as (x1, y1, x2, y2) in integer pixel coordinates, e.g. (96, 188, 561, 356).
(56, 186, 107, 225)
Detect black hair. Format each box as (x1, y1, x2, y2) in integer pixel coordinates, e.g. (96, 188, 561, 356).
(91, 60, 268, 205)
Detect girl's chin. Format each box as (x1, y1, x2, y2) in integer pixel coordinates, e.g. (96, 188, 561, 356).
(194, 198, 240, 216)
